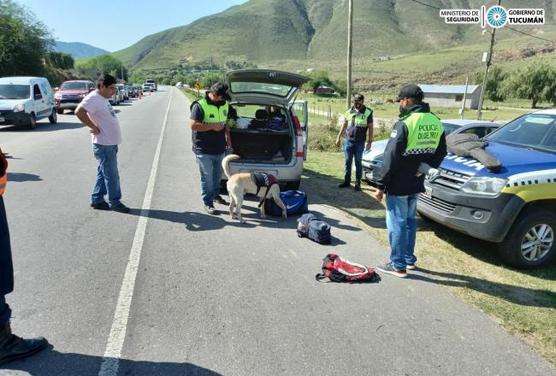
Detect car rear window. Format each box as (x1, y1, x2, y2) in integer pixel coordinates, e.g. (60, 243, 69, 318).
(0, 84, 30, 100)
(230, 82, 292, 97)
(441, 122, 460, 135)
(61, 82, 88, 90)
(487, 114, 556, 153)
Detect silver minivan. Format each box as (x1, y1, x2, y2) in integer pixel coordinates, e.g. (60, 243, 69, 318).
(0, 76, 57, 129)
(225, 69, 309, 190)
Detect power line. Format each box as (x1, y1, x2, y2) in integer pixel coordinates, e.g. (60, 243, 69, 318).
(505, 26, 555, 44)
(407, 0, 440, 10)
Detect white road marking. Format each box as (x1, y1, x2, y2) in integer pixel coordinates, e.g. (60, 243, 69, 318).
(98, 89, 173, 376)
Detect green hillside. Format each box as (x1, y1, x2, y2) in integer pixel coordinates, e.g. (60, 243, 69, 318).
(113, 0, 556, 71)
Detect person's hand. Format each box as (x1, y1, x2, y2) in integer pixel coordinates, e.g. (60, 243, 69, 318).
(365, 141, 372, 151)
(89, 125, 100, 135)
(335, 137, 341, 147)
(211, 123, 226, 131)
(372, 189, 384, 202)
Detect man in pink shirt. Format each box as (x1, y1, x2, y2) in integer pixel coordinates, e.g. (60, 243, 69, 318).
(76, 74, 129, 213)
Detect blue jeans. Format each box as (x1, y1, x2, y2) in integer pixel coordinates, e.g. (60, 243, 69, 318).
(92, 144, 122, 207)
(343, 140, 365, 183)
(195, 153, 225, 206)
(386, 194, 418, 270)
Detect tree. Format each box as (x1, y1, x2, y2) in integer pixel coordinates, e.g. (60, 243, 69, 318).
(46, 52, 74, 70)
(76, 54, 127, 81)
(542, 67, 556, 107)
(0, 0, 51, 76)
(504, 61, 553, 108)
(475, 66, 507, 102)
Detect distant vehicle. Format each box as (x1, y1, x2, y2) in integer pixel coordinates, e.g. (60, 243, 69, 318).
(145, 79, 157, 91)
(116, 84, 129, 101)
(175, 82, 183, 88)
(224, 69, 309, 190)
(418, 111, 556, 268)
(362, 119, 501, 183)
(55, 80, 94, 114)
(142, 83, 154, 93)
(0, 76, 57, 129)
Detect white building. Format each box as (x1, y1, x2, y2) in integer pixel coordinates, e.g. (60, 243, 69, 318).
(419, 84, 481, 109)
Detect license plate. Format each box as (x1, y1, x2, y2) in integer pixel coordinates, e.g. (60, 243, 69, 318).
(424, 186, 433, 199)
(0, 117, 4, 122)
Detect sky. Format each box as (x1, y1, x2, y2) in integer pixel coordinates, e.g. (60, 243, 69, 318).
(17, 0, 248, 52)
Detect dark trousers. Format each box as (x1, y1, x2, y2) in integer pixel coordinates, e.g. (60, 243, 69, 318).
(343, 140, 365, 183)
(0, 196, 13, 325)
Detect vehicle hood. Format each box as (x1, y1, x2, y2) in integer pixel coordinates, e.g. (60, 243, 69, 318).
(441, 141, 556, 178)
(362, 138, 389, 163)
(0, 98, 28, 110)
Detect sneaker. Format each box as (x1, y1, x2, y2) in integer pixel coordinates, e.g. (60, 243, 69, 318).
(376, 262, 407, 278)
(406, 264, 417, 270)
(204, 205, 216, 215)
(354, 184, 361, 191)
(338, 181, 350, 188)
(91, 201, 110, 210)
(111, 203, 130, 213)
(214, 195, 228, 205)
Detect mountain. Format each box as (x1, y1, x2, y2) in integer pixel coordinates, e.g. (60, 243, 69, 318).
(113, 0, 556, 70)
(54, 41, 109, 59)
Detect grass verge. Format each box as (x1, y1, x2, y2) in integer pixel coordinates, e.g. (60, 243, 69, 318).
(303, 151, 556, 366)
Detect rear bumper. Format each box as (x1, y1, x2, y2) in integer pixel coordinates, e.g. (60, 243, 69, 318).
(56, 102, 80, 110)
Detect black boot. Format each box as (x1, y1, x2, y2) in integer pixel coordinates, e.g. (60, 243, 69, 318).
(338, 180, 350, 188)
(354, 181, 361, 191)
(0, 322, 48, 365)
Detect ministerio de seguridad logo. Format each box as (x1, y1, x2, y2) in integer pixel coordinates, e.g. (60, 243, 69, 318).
(439, 5, 544, 28)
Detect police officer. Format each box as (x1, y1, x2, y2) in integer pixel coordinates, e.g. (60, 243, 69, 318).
(373, 85, 447, 278)
(336, 94, 373, 191)
(0, 147, 48, 364)
(190, 82, 232, 214)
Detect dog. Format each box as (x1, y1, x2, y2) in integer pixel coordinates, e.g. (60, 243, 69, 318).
(221, 154, 287, 223)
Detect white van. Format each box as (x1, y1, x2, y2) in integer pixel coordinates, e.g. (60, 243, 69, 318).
(225, 69, 309, 190)
(0, 76, 57, 129)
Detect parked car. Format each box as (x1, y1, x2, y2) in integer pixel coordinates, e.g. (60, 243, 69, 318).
(224, 69, 308, 190)
(362, 119, 501, 183)
(54, 80, 94, 114)
(142, 83, 154, 93)
(417, 110, 556, 268)
(0, 76, 57, 129)
(116, 84, 128, 101)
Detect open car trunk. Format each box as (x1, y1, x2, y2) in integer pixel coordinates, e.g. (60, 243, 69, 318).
(230, 127, 293, 164)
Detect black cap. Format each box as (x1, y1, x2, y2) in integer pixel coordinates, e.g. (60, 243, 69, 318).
(210, 82, 231, 101)
(395, 84, 424, 102)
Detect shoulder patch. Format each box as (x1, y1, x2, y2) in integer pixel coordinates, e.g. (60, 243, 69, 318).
(390, 129, 398, 138)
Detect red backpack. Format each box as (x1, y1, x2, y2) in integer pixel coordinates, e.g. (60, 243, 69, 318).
(315, 253, 380, 283)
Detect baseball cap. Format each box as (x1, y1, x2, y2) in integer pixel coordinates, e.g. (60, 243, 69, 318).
(395, 84, 424, 102)
(210, 82, 231, 101)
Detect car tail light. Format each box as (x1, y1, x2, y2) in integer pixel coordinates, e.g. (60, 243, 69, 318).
(293, 115, 304, 158)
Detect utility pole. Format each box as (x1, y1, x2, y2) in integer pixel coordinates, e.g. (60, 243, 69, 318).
(346, 0, 353, 109)
(477, 0, 501, 120)
(460, 74, 469, 119)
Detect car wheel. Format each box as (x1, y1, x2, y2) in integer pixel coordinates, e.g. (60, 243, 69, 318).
(28, 113, 37, 129)
(498, 208, 556, 268)
(57, 108, 64, 115)
(49, 109, 57, 124)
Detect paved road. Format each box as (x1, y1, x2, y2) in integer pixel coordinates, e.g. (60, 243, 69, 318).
(0, 87, 553, 376)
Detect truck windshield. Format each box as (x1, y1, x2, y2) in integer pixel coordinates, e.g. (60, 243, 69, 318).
(0, 84, 30, 100)
(487, 114, 556, 153)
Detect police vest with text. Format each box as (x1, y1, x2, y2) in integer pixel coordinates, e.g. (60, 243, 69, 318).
(344, 107, 372, 143)
(402, 112, 443, 156)
(191, 97, 229, 155)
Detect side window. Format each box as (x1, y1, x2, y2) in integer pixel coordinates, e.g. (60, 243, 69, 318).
(484, 127, 498, 136)
(40, 83, 49, 98)
(33, 84, 42, 100)
(462, 127, 486, 138)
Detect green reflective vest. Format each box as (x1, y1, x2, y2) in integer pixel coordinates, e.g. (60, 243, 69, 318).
(402, 112, 443, 155)
(197, 98, 229, 123)
(344, 107, 373, 127)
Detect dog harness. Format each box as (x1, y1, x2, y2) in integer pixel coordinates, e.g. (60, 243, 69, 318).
(251, 173, 279, 207)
